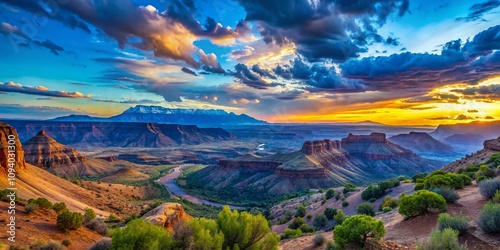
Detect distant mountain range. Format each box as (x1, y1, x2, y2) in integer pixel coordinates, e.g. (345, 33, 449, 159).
(388, 132, 456, 156)
(50, 105, 267, 126)
(430, 120, 500, 141)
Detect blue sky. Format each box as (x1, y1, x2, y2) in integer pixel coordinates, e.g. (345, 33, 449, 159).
(0, 0, 499, 125)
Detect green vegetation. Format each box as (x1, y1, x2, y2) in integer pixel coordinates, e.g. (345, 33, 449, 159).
(295, 204, 306, 217)
(87, 219, 109, 236)
(342, 200, 349, 207)
(111, 219, 174, 250)
(312, 214, 328, 229)
(399, 190, 446, 218)
(25, 203, 39, 214)
(52, 202, 67, 215)
(478, 178, 500, 199)
(416, 170, 471, 190)
(379, 195, 399, 211)
(361, 178, 400, 201)
(57, 210, 84, 232)
(343, 183, 357, 194)
(280, 228, 302, 239)
(27, 197, 52, 210)
(458, 153, 500, 182)
(333, 210, 346, 225)
(325, 188, 335, 200)
(84, 208, 97, 222)
(412, 172, 428, 183)
(313, 233, 325, 247)
(437, 213, 469, 235)
(333, 215, 385, 248)
(430, 186, 460, 203)
(288, 217, 306, 229)
(416, 228, 467, 250)
(477, 202, 500, 234)
(187, 218, 224, 249)
(324, 208, 337, 220)
(493, 190, 500, 203)
(356, 202, 375, 216)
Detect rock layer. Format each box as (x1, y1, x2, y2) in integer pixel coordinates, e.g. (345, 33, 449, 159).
(142, 203, 192, 230)
(484, 137, 500, 151)
(0, 122, 26, 176)
(23, 130, 87, 168)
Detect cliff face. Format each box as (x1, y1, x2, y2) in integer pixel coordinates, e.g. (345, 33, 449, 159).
(301, 139, 341, 155)
(23, 130, 87, 168)
(484, 137, 500, 151)
(388, 132, 455, 155)
(142, 203, 192, 230)
(0, 122, 27, 176)
(443, 136, 500, 172)
(342, 132, 387, 144)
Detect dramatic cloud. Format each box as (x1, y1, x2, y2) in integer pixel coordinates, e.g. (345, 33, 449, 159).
(181, 67, 198, 76)
(456, 0, 500, 22)
(0, 82, 91, 98)
(92, 97, 162, 104)
(238, 0, 409, 62)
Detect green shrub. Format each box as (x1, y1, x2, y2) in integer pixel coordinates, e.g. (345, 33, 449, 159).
(380, 196, 399, 210)
(110, 219, 174, 250)
(40, 240, 64, 250)
(334, 193, 341, 200)
(306, 214, 312, 219)
(61, 239, 71, 247)
(493, 190, 500, 203)
(334, 210, 346, 225)
(412, 172, 428, 183)
(430, 186, 460, 203)
(280, 228, 302, 239)
(313, 233, 325, 247)
(416, 228, 467, 250)
(108, 213, 119, 222)
(52, 202, 67, 215)
(324, 208, 337, 220)
(477, 202, 500, 234)
(369, 198, 376, 203)
(415, 183, 425, 190)
(475, 165, 496, 179)
(342, 201, 349, 207)
(477, 176, 489, 183)
(403, 179, 412, 183)
(356, 202, 375, 216)
(312, 214, 328, 229)
(343, 183, 356, 194)
(437, 213, 469, 235)
(382, 207, 392, 213)
(87, 219, 109, 235)
(299, 224, 314, 233)
(288, 217, 306, 229)
(25, 203, 39, 214)
(84, 208, 97, 222)
(187, 218, 224, 250)
(399, 190, 447, 218)
(479, 178, 500, 199)
(295, 204, 306, 218)
(325, 188, 335, 200)
(57, 210, 84, 232)
(333, 215, 385, 248)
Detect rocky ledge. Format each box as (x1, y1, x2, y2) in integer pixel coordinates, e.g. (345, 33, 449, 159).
(0, 122, 27, 176)
(484, 137, 500, 152)
(142, 203, 192, 230)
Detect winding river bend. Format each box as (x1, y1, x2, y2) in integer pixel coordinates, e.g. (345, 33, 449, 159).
(158, 166, 244, 210)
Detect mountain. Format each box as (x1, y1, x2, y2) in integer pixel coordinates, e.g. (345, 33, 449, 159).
(388, 132, 455, 155)
(431, 120, 500, 140)
(50, 105, 267, 126)
(443, 133, 485, 145)
(23, 130, 87, 168)
(0, 122, 27, 176)
(2, 120, 236, 148)
(443, 136, 500, 172)
(187, 133, 442, 195)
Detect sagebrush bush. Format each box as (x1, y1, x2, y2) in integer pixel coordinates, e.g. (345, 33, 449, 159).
(280, 228, 302, 239)
(324, 208, 337, 220)
(333, 215, 385, 248)
(382, 207, 392, 213)
(380, 195, 399, 210)
(334, 210, 346, 225)
(479, 178, 500, 199)
(57, 211, 84, 232)
(25, 203, 39, 214)
(312, 214, 327, 229)
(52, 202, 67, 215)
(416, 228, 467, 250)
(299, 224, 314, 233)
(288, 217, 306, 229)
(437, 213, 469, 235)
(88, 238, 112, 250)
(313, 233, 325, 247)
(399, 190, 447, 218)
(493, 190, 500, 203)
(477, 202, 500, 234)
(40, 240, 65, 250)
(295, 204, 306, 217)
(430, 186, 460, 203)
(84, 208, 97, 222)
(356, 202, 375, 216)
(87, 219, 109, 235)
(342, 200, 349, 207)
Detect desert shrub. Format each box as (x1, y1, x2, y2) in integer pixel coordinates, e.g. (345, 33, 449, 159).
(306, 214, 312, 219)
(313, 233, 325, 247)
(324, 208, 337, 220)
(299, 224, 314, 233)
(493, 190, 500, 203)
(52, 202, 67, 215)
(424, 172, 466, 189)
(280, 228, 302, 239)
(399, 190, 446, 218)
(312, 214, 328, 229)
(477, 176, 489, 183)
(398, 175, 407, 181)
(110, 219, 174, 250)
(188, 218, 224, 250)
(288, 217, 306, 229)
(334, 210, 346, 225)
(295, 204, 306, 217)
(475, 165, 496, 179)
(61, 239, 71, 247)
(488, 153, 500, 165)
(334, 193, 341, 200)
(412, 172, 428, 183)
(369, 198, 376, 203)
(57, 211, 84, 232)
(414, 183, 425, 190)
(380, 195, 399, 210)
(403, 179, 412, 183)
(325, 188, 335, 200)
(333, 215, 385, 248)
(87, 219, 109, 235)
(40, 240, 64, 250)
(437, 213, 469, 235)
(343, 183, 356, 194)
(430, 186, 460, 203)
(356, 202, 375, 216)
(477, 202, 500, 234)
(89, 237, 112, 250)
(84, 208, 97, 222)
(325, 241, 339, 250)
(25, 203, 39, 214)
(362, 178, 400, 201)
(479, 178, 500, 199)
(382, 207, 392, 213)
(342, 200, 349, 207)
(416, 228, 467, 250)
(108, 213, 119, 222)
(34, 198, 53, 210)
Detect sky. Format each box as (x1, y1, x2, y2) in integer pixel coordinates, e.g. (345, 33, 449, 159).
(0, 0, 499, 126)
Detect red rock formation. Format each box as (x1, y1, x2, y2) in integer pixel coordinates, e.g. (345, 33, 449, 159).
(0, 122, 27, 176)
(484, 137, 500, 151)
(301, 139, 341, 155)
(97, 156, 117, 162)
(341, 132, 387, 144)
(219, 160, 282, 170)
(275, 168, 327, 178)
(142, 203, 192, 230)
(23, 130, 87, 168)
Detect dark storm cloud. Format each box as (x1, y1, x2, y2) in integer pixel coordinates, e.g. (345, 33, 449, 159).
(238, 0, 409, 62)
(339, 25, 500, 92)
(456, 0, 500, 22)
(181, 67, 198, 76)
(251, 64, 276, 79)
(233, 63, 271, 89)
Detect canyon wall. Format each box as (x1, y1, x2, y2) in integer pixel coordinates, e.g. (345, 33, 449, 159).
(0, 122, 27, 176)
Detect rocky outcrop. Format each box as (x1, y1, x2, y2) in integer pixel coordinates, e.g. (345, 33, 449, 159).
(23, 130, 87, 168)
(142, 203, 192, 230)
(5, 120, 235, 148)
(0, 122, 26, 176)
(484, 137, 500, 151)
(97, 156, 117, 162)
(301, 139, 341, 155)
(342, 132, 387, 144)
(114, 153, 170, 165)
